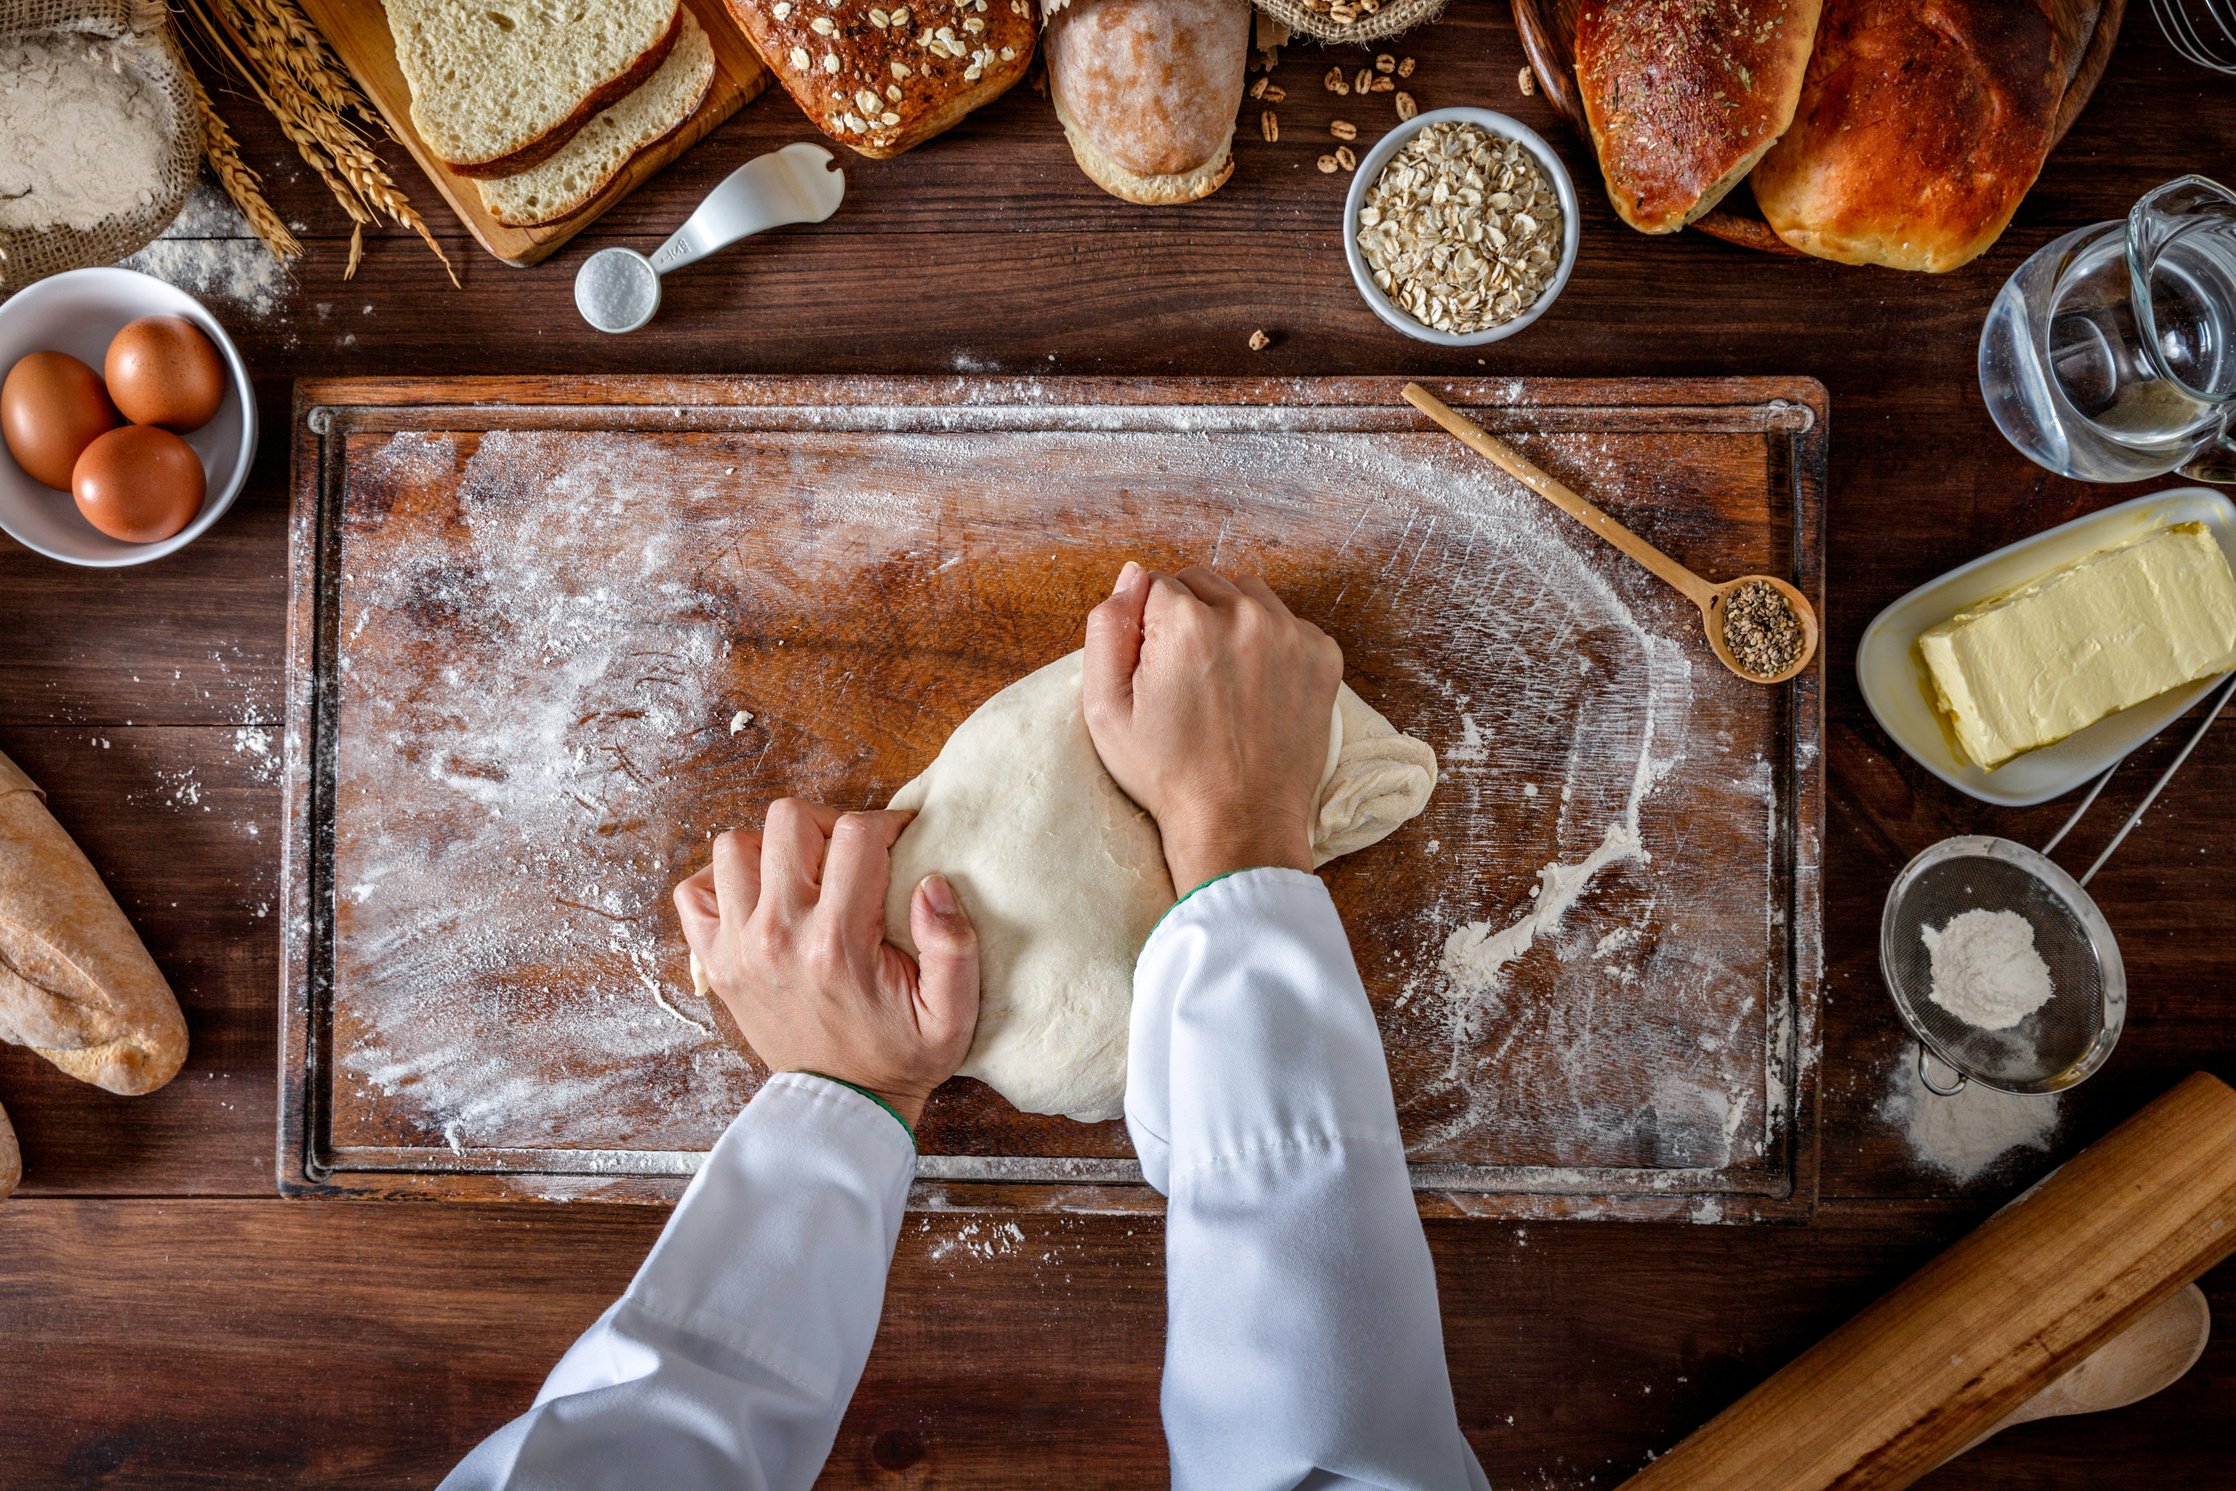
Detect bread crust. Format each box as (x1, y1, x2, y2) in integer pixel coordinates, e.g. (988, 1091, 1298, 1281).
(478, 16, 718, 227)
(0, 752, 186, 1099)
(0, 1099, 19, 1200)
(1751, 0, 2095, 271)
(1045, 0, 1248, 201)
(725, 0, 1034, 158)
(440, 3, 688, 178)
(1575, 0, 1822, 234)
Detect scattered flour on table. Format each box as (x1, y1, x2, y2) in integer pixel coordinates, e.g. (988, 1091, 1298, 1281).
(1880, 1051, 2058, 1184)
(1922, 908, 2054, 1030)
(0, 34, 171, 232)
(121, 174, 288, 319)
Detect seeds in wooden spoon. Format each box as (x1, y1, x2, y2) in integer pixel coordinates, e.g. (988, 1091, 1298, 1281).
(1722, 581, 1804, 677)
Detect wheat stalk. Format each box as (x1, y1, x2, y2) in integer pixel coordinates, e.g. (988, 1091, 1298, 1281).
(177, 0, 457, 285)
(192, 78, 301, 264)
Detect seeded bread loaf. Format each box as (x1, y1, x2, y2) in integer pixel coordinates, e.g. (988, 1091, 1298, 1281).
(1045, 0, 1249, 205)
(1574, 0, 1822, 234)
(477, 11, 717, 226)
(1750, 0, 2097, 271)
(388, 0, 685, 178)
(725, 0, 1033, 157)
(0, 750, 186, 1100)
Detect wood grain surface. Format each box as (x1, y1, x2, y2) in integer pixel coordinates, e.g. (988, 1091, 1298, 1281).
(293, 0, 770, 265)
(1, 1, 2231, 1485)
(278, 375, 1821, 1214)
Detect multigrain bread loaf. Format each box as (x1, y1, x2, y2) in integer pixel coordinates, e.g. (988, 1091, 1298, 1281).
(1574, 0, 1822, 233)
(0, 750, 186, 1098)
(1751, 0, 2098, 271)
(1045, 0, 1249, 205)
(388, 0, 684, 177)
(477, 10, 717, 226)
(724, 0, 1034, 157)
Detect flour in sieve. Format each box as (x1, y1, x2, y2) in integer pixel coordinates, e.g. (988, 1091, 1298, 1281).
(1922, 908, 2054, 1030)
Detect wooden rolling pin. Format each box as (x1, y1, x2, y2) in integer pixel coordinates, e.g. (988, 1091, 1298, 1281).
(1621, 1071, 2236, 1491)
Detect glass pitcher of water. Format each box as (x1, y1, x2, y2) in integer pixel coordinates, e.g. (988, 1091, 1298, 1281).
(1981, 175, 2236, 484)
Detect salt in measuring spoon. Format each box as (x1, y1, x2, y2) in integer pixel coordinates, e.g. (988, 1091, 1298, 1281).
(574, 142, 846, 334)
(1402, 382, 1821, 684)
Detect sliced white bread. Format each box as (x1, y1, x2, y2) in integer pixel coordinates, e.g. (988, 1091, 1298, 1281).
(475, 10, 714, 227)
(387, 0, 684, 178)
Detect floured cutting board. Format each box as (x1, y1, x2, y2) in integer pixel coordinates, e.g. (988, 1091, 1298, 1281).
(281, 376, 1826, 1219)
(294, 0, 769, 266)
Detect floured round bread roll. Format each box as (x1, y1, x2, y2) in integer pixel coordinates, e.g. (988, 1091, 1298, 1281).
(882, 650, 1436, 1122)
(1045, 0, 1250, 205)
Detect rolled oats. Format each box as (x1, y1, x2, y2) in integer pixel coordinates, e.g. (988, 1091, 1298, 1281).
(1397, 55, 1415, 77)
(1355, 67, 1373, 93)
(1394, 89, 1416, 120)
(1261, 110, 1278, 142)
(1336, 144, 1356, 170)
(1374, 52, 1394, 72)
(1248, 329, 1270, 351)
(1318, 154, 1339, 173)
(1325, 65, 1348, 94)
(1355, 122, 1565, 336)
(1518, 65, 1536, 96)
(1329, 119, 1357, 141)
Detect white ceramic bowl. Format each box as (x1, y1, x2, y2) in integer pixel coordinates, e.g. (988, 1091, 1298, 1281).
(0, 267, 257, 567)
(1342, 107, 1582, 347)
(1856, 488, 2236, 807)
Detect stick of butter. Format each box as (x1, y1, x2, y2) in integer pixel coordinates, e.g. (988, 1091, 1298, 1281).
(1918, 522, 2236, 770)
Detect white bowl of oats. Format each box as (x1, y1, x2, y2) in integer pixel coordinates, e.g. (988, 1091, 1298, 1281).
(1344, 108, 1580, 346)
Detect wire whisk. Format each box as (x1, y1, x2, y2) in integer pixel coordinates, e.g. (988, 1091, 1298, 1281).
(2153, 0, 2236, 73)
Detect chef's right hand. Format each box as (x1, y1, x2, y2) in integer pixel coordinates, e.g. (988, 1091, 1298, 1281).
(672, 800, 979, 1129)
(1083, 562, 1343, 897)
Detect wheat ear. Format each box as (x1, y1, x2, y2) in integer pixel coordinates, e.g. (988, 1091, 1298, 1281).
(193, 78, 301, 263)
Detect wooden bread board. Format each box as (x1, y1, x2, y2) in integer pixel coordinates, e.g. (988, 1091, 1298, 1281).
(281, 375, 1826, 1218)
(294, 0, 770, 267)
(1513, 0, 2126, 256)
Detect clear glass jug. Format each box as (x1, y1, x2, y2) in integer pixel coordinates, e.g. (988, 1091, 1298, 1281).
(1980, 175, 2236, 484)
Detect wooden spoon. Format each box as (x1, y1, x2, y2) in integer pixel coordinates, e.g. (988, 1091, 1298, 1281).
(1936, 1282, 2212, 1468)
(1401, 382, 1820, 685)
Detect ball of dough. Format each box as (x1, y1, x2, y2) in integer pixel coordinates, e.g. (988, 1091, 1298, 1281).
(884, 650, 1436, 1123)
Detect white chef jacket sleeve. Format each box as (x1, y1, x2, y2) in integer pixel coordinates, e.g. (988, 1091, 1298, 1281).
(438, 1071, 915, 1491)
(1128, 866, 1488, 1491)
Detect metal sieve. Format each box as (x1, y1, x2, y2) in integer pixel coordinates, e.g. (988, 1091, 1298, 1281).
(1880, 673, 2235, 1097)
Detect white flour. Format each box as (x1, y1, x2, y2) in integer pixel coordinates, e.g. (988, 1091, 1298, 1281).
(122, 175, 289, 319)
(1881, 1050, 2059, 1183)
(0, 34, 171, 232)
(1923, 908, 2054, 1030)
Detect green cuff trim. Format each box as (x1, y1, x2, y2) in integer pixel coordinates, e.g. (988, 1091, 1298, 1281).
(1146, 867, 1252, 943)
(793, 1071, 915, 1148)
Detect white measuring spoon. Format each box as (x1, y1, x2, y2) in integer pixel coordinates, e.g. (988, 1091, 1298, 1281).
(574, 142, 846, 334)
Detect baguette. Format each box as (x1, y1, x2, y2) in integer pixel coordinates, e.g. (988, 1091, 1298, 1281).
(1045, 0, 1248, 205)
(476, 10, 717, 227)
(724, 0, 1033, 158)
(0, 750, 186, 1097)
(388, 0, 685, 178)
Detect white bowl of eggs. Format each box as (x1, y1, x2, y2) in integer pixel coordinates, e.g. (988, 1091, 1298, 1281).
(0, 267, 256, 567)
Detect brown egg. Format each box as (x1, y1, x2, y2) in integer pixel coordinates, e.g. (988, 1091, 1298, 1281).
(72, 424, 206, 544)
(104, 315, 227, 433)
(2, 351, 123, 490)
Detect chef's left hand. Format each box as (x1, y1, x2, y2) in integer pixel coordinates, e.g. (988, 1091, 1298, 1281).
(673, 800, 980, 1128)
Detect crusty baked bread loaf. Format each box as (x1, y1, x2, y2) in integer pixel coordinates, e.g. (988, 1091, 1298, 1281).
(0, 1099, 18, 1200)
(1751, 0, 2097, 271)
(388, 0, 684, 178)
(1575, 0, 1823, 234)
(724, 0, 1033, 158)
(476, 10, 716, 227)
(1045, 0, 1249, 205)
(0, 750, 186, 1097)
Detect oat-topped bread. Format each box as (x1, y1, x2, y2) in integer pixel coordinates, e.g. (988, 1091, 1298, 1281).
(477, 10, 717, 226)
(1575, 0, 1822, 234)
(388, 0, 685, 178)
(724, 0, 1033, 157)
(1751, 0, 2098, 271)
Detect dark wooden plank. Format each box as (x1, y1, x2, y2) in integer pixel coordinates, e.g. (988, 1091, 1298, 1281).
(0, 1198, 2231, 1488)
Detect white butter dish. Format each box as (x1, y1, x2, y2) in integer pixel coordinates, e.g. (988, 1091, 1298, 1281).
(1857, 488, 2236, 806)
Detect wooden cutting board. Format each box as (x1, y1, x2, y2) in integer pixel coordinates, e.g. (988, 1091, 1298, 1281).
(280, 375, 1826, 1219)
(294, 0, 770, 267)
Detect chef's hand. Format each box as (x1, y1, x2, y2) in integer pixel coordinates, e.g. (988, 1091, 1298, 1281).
(1083, 562, 1342, 897)
(673, 800, 979, 1128)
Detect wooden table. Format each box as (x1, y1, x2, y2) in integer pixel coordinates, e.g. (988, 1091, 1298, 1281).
(2, 8, 2231, 1485)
